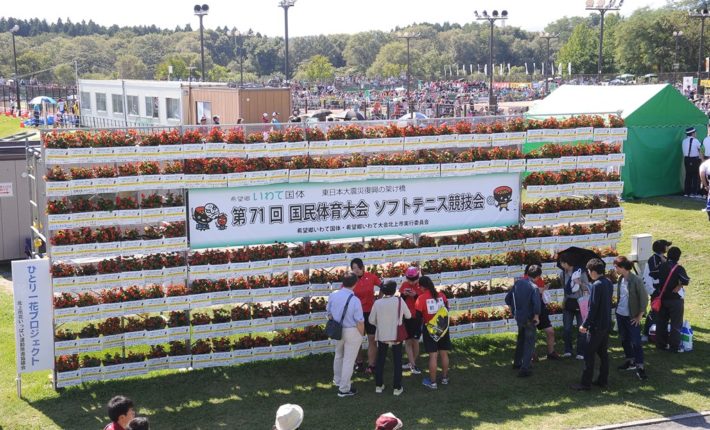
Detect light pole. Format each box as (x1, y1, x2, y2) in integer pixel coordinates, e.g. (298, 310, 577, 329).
(673, 30, 684, 84)
(585, 0, 623, 76)
(9, 24, 20, 114)
(540, 32, 559, 95)
(278, 0, 297, 82)
(475, 9, 508, 114)
(231, 27, 247, 87)
(194, 4, 209, 81)
(397, 32, 421, 118)
(690, 5, 710, 76)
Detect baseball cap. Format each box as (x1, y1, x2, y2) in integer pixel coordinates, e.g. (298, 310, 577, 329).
(376, 413, 403, 430)
(405, 266, 420, 279)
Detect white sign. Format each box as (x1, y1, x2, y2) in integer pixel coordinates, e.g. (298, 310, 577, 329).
(188, 174, 520, 248)
(12, 259, 54, 374)
(0, 182, 13, 197)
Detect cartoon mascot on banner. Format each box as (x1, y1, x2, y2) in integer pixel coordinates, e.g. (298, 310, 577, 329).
(193, 203, 222, 230)
(492, 186, 513, 211)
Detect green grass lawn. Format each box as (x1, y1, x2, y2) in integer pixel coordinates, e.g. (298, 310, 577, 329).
(0, 115, 23, 138)
(0, 196, 708, 429)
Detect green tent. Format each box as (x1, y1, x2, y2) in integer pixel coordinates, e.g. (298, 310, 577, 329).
(527, 84, 708, 199)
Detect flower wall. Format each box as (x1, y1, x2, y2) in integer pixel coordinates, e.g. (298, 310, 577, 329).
(38, 116, 627, 387)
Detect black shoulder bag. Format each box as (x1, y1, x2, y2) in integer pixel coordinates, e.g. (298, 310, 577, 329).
(325, 294, 354, 340)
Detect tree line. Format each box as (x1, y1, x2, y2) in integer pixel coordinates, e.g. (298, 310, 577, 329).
(0, 1, 704, 85)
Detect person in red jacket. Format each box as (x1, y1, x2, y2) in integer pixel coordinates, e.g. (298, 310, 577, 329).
(415, 276, 450, 389)
(351, 257, 382, 374)
(399, 266, 423, 374)
(104, 396, 135, 430)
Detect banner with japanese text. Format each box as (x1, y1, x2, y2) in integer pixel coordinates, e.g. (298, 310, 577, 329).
(188, 174, 520, 248)
(12, 259, 54, 374)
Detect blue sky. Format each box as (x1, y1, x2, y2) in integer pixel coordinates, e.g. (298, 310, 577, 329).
(4, 0, 669, 37)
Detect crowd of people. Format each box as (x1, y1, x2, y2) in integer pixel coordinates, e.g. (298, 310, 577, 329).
(100, 239, 690, 427)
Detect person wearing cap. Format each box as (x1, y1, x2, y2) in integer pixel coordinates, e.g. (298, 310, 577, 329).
(273, 404, 303, 430)
(505, 264, 542, 377)
(271, 112, 281, 124)
(642, 239, 670, 342)
(399, 266, 423, 374)
(327, 272, 365, 397)
(369, 280, 411, 395)
(262, 113, 270, 123)
(681, 127, 703, 197)
(523, 264, 560, 361)
(375, 412, 403, 430)
(212, 115, 220, 125)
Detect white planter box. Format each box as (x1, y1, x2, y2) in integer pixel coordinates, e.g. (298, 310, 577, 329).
(269, 286, 293, 302)
(291, 313, 312, 329)
(222, 144, 246, 158)
(54, 339, 78, 356)
(203, 174, 228, 188)
(271, 344, 292, 360)
(309, 284, 331, 297)
(166, 325, 190, 341)
(147, 357, 169, 371)
(165, 296, 190, 312)
(167, 355, 191, 370)
(211, 351, 234, 368)
(272, 315, 294, 331)
(145, 329, 168, 345)
(231, 319, 252, 334)
(44, 148, 69, 164)
(140, 175, 162, 191)
(79, 366, 102, 382)
(230, 289, 252, 304)
(250, 317, 274, 332)
(54, 307, 77, 323)
(183, 174, 206, 189)
(191, 353, 214, 369)
(124, 330, 147, 346)
(310, 339, 332, 355)
(182, 143, 205, 159)
(97, 327, 125, 348)
(158, 144, 184, 160)
(289, 169, 310, 183)
(55, 370, 81, 388)
(210, 321, 233, 338)
(232, 349, 253, 364)
(124, 361, 148, 377)
(101, 364, 126, 381)
(366, 165, 385, 180)
(251, 346, 273, 362)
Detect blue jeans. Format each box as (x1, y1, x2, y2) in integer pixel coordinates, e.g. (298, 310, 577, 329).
(563, 309, 586, 355)
(514, 321, 537, 371)
(616, 314, 644, 365)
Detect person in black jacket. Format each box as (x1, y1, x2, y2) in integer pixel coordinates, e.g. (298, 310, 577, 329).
(572, 258, 613, 391)
(655, 247, 690, 352)
(642, 240, 671, 341)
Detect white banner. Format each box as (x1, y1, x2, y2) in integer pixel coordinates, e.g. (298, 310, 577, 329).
(12, 259, 54, 374)
(188, 175, 520, 248)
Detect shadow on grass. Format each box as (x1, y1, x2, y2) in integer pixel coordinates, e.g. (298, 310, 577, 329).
(624, 196, 706, 212)
(27, 332, 710, 430)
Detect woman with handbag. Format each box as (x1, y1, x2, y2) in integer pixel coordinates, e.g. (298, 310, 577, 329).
(559, 254, 590, 360)
(368, 281, 411, 396)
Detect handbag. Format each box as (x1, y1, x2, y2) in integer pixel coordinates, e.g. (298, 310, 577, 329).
(396, 298, 408, 343)
(325, 294, 354, 340)
(651, 264, 679, 313)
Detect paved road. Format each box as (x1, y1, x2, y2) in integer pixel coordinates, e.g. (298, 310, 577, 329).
(623, 415, 710, 429)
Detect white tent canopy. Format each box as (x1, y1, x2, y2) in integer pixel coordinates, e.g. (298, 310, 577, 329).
(527, 84, 668, 118)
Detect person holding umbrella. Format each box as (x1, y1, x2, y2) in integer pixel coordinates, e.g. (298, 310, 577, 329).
(558, 248, 593, 360)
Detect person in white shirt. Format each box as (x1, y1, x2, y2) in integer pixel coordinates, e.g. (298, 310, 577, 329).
(700, 158, 710, 220)
(702, 125, 710, 159)
(681, 127, 703, 197)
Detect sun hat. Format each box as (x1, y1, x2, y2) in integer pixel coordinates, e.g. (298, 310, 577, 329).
(685, 127, 696, 135)
(274, 404, 303, 430)
(405, 266, 420, 280)
(376, 412, 403, 430)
